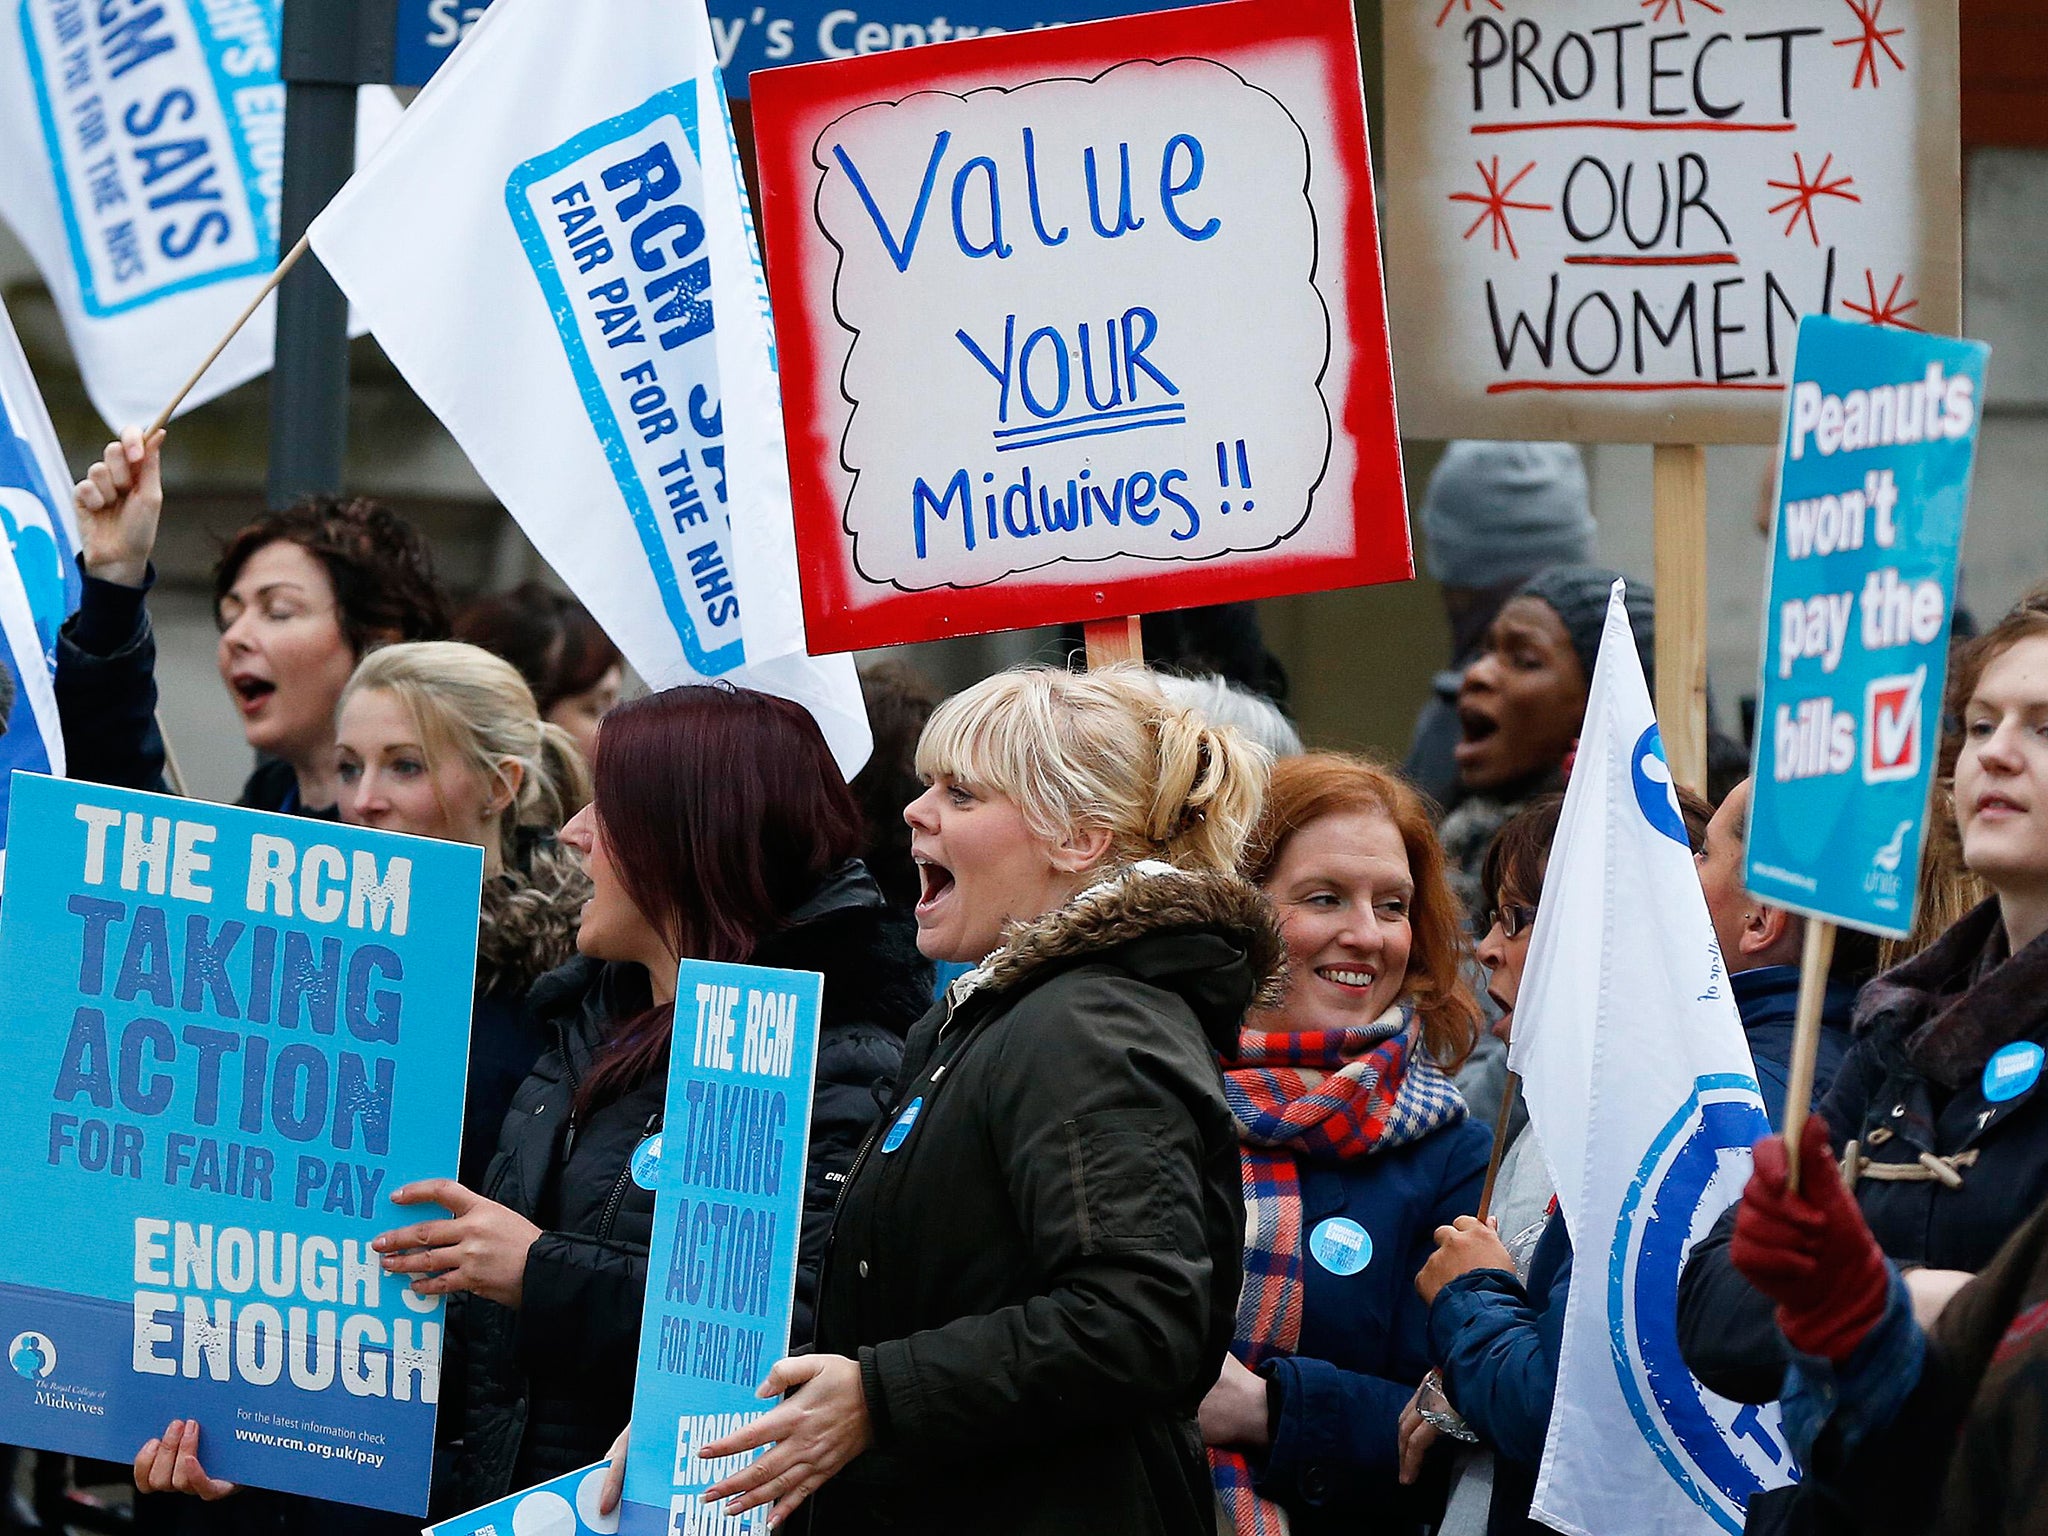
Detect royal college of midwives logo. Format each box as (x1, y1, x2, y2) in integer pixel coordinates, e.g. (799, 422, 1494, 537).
(8, 1332, 55, 1381)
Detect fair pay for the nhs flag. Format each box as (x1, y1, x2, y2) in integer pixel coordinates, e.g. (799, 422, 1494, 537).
(1746, 314, 1988, 937)
(0, 776, 483, 1516)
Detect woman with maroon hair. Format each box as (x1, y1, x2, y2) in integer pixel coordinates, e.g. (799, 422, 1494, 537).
(363, 684, 929, 1515)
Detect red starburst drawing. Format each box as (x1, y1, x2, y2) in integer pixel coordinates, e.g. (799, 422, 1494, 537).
(1767, 153, 1861, 245)
(1436, 0, 1504, 27)
(1842, 270, 1922, 331)
(1836, 0, 1906, 89)
(1641, 0, 1722, 22)
(1449, 158, 1550, 259)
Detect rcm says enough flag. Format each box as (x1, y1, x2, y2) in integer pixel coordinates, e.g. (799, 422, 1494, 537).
(0, 1, 398, 427)
(308, 0, 868, 772)
(1509, 582, 1792, 1536)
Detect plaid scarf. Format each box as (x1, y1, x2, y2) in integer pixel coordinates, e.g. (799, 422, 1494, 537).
(1208, 1005, 1468, 1536)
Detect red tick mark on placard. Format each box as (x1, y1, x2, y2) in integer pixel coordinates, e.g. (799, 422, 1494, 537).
(1449, 157, 1549, 259)
(1767, 152, 1861, 245)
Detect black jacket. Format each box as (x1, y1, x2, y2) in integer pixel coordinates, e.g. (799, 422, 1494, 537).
(54, 565, 166, 791)
(1678, 902, 2048, 1535)
(804, 864, 1281, 1536)
(443, 862, 924, 1510)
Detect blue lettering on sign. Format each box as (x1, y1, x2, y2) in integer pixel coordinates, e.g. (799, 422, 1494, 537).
(18, 0, 281, 316)
(707, 0, 1205, 95)
(1984, 1041, 2044, 1105)
(1308, 1217, 1372, 1276)
(504, 89, 745, 677)
(1610, 1074, 1791, 1533)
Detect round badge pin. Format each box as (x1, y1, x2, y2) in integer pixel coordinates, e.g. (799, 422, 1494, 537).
(629, 1132, 664, 1190)
(1984, 1041, 2045, 1104)
(882, 1097, 924, 1153)
(1309, 1217, 1373, 1276)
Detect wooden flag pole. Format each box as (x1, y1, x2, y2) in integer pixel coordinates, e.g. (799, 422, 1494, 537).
(1778, 918, 1838, 1194)
(147, 233, 312, 436)
(1653, 443, 1710, 791)
(1083, 615, 1144, 668)
(1476, 1069, 1519, 1223)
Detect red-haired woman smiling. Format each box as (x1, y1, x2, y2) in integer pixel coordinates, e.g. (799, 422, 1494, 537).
(1204, 752, 1490, 1536)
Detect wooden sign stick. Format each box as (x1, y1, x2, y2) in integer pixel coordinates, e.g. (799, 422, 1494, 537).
(1779, 917, 1838, 1194)
(1476, 1069, 1519, 1223)
(147, 233, 311, 436)
(1653, 443, 1710, 791)
(1083, 615, 1144, 669)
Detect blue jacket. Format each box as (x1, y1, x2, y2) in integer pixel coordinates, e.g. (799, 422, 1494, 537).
(1731, 965, 1857, 1129)
(1428, 1211, 1573, 1536)
(1253, 1117, 1491, 1534)
(1425, 976, 1827, 1535)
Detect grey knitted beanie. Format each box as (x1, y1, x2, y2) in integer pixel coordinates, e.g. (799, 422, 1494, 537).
(1421, 441, 1596, 590)
(1515, 565, 1656, 693)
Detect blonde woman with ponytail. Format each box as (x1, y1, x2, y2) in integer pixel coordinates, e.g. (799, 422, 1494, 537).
(697, 664, 1281, 1536)
(333, 641, 592, 1188)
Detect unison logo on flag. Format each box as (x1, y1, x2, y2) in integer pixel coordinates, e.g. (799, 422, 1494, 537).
(1609, 1074, 1789, 1534)
(20, 0, 281, 316)
(506, 88, 745, 678)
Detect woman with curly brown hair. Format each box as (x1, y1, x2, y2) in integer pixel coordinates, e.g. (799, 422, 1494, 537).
(75, 428, 450, 816)
(1201, 751, 1490, 1536)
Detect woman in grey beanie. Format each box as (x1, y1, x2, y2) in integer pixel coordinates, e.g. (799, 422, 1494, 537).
(1404, 444, 1598, 806)
(1437, 565, 1655, 915)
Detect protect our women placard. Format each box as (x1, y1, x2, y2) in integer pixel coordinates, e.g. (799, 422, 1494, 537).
(0, 776, 481, 1515)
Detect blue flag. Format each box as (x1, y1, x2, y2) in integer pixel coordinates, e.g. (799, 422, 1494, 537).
(0, 298, 82, 819)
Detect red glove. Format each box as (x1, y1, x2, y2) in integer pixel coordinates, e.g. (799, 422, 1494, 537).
(1729, 1115, 1890, 1362)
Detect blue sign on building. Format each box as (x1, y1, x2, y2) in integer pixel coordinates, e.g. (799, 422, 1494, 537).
(1745, 315, 1990, 937)
(392, 0, 1203, 92)
(0, 777, 482, 1515)
(619, 959, 821, 1536)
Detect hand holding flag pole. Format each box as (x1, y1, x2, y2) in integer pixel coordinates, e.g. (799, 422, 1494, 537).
(1776, 918, 1838, 1194)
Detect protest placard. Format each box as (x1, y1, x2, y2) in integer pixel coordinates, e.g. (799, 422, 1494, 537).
(0, 776, 481, 1515)
(618, 959, 819, 1536)
(1382, 0, 1961, 444)
(0, 2, 401, 428)
(309, 0, 870, 775)
(426, 1461, 618, 1536)
(750, 0, 1410, 653)
(1745, 313, 1988, 938)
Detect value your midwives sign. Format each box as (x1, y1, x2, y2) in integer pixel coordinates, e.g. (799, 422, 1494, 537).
(1381, 0, 1961, 444)
(0, 777, 482, 1515)
(750, 0, 1410, 651)
(1744, 314, 1988, 937)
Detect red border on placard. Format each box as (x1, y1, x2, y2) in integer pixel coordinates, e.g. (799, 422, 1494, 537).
(751, 0, 1409, 653)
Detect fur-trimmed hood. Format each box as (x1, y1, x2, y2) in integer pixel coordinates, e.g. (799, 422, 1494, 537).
(965, 862, 1286, 1052)
(476, 836, 590, 999)
(1858, 896, 2048, 1089)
